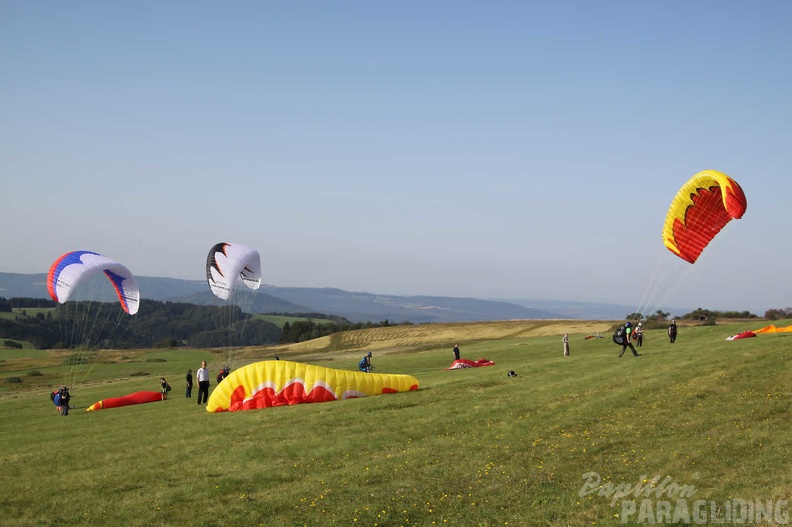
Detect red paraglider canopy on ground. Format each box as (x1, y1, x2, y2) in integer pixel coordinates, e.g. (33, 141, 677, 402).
(444, 358, 495, 370)
(86, 391, 164, 411)
(726, 331, 756, 341)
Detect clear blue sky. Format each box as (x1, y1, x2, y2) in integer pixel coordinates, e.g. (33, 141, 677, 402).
(2, 1, 790, 314)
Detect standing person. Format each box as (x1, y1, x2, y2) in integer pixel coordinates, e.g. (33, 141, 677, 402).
(635, 323, 644, 347)
(668, 320, 678, 344)
(59, 386, 71, 416)
(196, 361, 210, 405)
(614, 322, 640, 358)
(185, 369, 193, 398)
(358, 352, 372, 373)
(453, 343, 460, 361)
(160, 377, 170, 399)
(562, 334, 570, 357)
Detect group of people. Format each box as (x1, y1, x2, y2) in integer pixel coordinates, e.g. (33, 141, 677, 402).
(558, 320, 679, 358)
(182, 361, 212, 404)
(159, 361, 212, 404)
(614, 320, 679, 358)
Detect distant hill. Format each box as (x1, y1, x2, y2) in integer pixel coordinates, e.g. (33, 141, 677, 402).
(258, 286, 561, 323)
(1, 272, 566, 323)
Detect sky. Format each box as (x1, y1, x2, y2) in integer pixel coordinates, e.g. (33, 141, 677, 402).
(2, 1, 790, 315)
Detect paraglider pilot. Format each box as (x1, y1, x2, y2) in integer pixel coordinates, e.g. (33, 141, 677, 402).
(616, 322, 640, 358)
(359, 352, 372, 373)
(59, 386, 71, 416)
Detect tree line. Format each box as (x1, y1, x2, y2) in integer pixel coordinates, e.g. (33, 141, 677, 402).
(0, 297, 281, 349)
(623, 307, 792, 328)
(279, 318, 410, 344)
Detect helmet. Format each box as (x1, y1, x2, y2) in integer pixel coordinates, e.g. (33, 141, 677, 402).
(625, 321, 632, 327)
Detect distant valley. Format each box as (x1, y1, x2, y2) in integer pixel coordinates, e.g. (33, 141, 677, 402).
(0, 272, 656, 322)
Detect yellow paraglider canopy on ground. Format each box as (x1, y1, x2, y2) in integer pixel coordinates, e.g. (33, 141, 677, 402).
(207, 360, 419, 412)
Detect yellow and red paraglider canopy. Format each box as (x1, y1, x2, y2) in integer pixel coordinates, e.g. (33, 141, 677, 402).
(207, 360, 419, 412)
(662, 170, 746, 264)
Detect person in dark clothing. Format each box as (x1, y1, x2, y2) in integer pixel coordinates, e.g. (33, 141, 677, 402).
(59, 386, 71, 416)
(453, 344, 460, 361)
(216, 366, 230, 384)
(358, 352, 372, 373)
(186, 369, 193, 398)
(635, 323, 644, 347)
(617, 322, 640, 358)
(668, 320, 678, 344)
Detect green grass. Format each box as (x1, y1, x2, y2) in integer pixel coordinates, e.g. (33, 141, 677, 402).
(1, 320, 791, 526)
(0, 307, 58, 320)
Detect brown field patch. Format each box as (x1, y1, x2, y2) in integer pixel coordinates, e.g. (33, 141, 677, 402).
(238, 319, 614, 359)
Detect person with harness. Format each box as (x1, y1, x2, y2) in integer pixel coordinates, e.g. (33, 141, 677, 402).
(358, 352, 372, 373)
(614, 321, 640, 358)
(58, 386, 71, 416)
(668, 320, 678, 344)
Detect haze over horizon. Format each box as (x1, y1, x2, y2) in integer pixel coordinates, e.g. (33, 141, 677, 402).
(2, 2, 790, 316)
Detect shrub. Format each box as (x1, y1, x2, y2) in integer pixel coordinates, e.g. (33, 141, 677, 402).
(63, 356, 91, 366)
(27, 370, 44, 377)
(130, 371, 149, 377)
(153, 338, 179, 348)
(6, 377, 22, 384)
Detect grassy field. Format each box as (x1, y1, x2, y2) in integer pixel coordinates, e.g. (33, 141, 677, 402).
(1, 319, 790, 527)
(0, 307, 58, 321)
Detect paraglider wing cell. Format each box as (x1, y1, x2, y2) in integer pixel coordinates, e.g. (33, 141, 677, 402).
(662, 170, 747, 264)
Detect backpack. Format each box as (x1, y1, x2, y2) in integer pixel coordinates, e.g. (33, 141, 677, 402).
(358, 358, 368, 371)
(612, 326, 626, 345)
(166, 383, 172, 392)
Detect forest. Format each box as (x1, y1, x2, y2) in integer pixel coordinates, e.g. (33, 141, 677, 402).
(0, 297, 281, 349)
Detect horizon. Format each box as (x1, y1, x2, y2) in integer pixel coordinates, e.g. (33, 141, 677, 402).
(0, 269, 764, 318)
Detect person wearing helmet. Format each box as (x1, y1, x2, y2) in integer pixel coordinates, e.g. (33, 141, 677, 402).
(635, 323, 644, 347)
